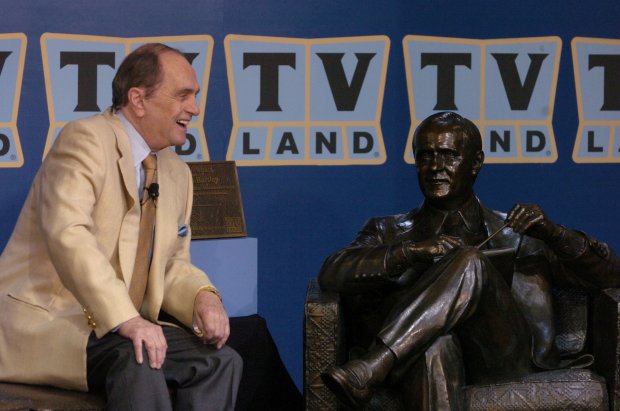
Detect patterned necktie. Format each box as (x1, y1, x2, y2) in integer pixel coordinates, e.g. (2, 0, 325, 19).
(129, 154, 157, 310)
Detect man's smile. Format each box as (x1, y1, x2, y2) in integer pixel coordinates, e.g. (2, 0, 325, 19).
(176, 119, 190, 129)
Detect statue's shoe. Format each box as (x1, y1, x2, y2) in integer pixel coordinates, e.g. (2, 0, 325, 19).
(321, 360, 373, 409)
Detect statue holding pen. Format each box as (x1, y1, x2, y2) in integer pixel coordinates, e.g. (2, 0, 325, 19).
(317, 111, 620, 410)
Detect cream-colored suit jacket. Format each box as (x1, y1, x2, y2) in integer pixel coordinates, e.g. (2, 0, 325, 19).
(0, 110, 214, 391)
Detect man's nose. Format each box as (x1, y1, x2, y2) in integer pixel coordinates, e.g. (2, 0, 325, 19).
(187, 95, 200, 116)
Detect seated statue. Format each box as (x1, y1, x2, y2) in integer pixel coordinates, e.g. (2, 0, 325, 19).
(318, 111, 620, 410)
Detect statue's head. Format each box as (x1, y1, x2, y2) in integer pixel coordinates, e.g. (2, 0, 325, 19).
(412, 111, 485, 210)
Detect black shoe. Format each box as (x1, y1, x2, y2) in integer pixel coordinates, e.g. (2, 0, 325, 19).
(321, 360, 373, 409)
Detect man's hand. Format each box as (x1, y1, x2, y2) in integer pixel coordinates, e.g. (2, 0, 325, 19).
(404, 235, 464, 263)
(193, 291, 230, 349)
(117, 315, 167, 369)
(506, 203, 560, 242)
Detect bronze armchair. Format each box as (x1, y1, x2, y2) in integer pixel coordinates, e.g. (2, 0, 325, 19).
(304, 278, 620, 410)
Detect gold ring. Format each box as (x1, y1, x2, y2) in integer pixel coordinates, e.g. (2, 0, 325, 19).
(193, 325, 203, 337)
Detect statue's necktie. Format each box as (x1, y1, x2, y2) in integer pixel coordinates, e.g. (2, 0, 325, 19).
(129, 154, 157, 310)
(440, 211, 485, 246)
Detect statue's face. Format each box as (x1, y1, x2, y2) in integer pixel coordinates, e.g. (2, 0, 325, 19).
(414, 128, 479, 210)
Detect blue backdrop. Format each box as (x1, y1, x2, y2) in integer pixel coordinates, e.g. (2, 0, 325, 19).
(1, 0, 619, 390)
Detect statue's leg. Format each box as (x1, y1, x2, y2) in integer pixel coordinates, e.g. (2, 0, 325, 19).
(398, 334, 465, 411)
(321, 247, 533, 408)
(380, 246, 533, 384)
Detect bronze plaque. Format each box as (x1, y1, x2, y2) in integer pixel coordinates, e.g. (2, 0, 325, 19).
(188, 161, 247, 239)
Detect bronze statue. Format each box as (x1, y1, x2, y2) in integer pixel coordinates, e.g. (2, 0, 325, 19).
(318, 111, 620, 410)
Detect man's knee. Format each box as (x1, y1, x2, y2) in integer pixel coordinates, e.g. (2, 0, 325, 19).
(103, 337, 163, 375)
(103, 346, 169, 405)
(118, 346, 168, 384)
(202, 345, 244, 378)
(221, 345, 244, 374)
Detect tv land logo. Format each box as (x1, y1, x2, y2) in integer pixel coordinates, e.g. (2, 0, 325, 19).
(403, 36, 561, 164)
(572, 37, 620, 163)
(224, 35, 389, 165)
(40, 33, 213, 162)
(0, 33, 27, 168)
(1, 34, 619, 168)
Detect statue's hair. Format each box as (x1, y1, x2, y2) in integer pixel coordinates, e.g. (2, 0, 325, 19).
(412, 111, 482, 156)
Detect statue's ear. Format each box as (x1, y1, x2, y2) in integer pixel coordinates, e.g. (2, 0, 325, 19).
(472, 150, 484, 175)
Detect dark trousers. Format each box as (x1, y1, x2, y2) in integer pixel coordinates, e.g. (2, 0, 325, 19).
(87, 326, 242, 411)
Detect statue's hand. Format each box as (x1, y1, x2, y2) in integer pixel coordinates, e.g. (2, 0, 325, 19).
(404, 235, 464, 263)
(506, 203, 560, 242)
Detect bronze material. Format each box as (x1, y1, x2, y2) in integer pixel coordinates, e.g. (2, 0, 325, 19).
(188, 161, 247, 239)
(476, 221, 509, 249)
(304, 280, 614, 410)
(315, 111, 620, 410)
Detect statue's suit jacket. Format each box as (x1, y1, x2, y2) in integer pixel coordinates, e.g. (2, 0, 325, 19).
(319, 200, 620, 372)
(0, 110, 214, 390)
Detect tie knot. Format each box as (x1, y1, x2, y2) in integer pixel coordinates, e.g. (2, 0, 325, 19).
(142, 154, 157, 171)
(141, 154, 157, 203)
(445, 211, 462, 226)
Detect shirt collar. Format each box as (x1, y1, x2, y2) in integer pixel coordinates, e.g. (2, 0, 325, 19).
(419, 196, 483, 234)
(116, 111, 152, 167)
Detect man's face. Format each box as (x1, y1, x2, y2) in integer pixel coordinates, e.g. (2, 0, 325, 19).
(140, 51, 200, 151)
(414, 127, 481, 210)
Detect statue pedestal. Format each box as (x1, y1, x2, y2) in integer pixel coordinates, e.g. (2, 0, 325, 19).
(190, 237, 258, 317)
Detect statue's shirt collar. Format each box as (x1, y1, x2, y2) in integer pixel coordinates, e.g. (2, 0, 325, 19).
(420, 196, 484, 236)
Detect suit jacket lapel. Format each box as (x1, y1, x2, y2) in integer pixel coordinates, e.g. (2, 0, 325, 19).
(103, 109, 141, 287)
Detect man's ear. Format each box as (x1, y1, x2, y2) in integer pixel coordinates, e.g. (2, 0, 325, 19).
(472, 150, 484, 176)
(127, 87, 146, 117)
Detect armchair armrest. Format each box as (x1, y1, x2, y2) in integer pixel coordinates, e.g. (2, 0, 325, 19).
(593, 288, 620, 411)
(303, 278, 345, 411)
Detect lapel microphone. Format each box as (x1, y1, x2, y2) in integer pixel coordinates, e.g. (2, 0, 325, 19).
(147, 182, 159, 200)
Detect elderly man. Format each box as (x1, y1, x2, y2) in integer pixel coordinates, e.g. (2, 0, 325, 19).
(319, 111, 620, 409)
(0, 43, 241, 410)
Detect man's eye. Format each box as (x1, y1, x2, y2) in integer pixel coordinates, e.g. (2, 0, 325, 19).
(175, 92, 194, 101)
